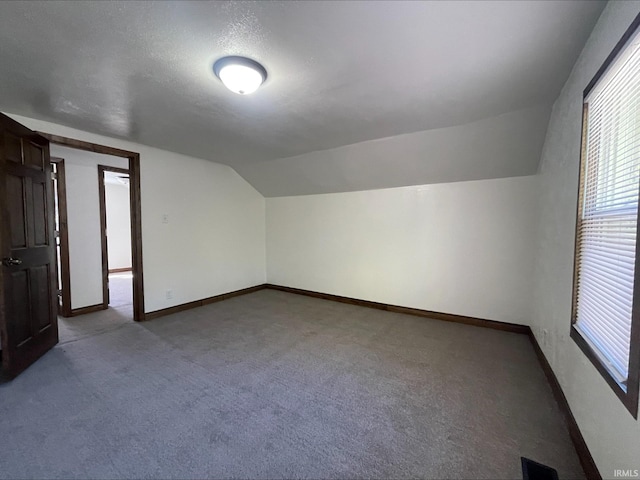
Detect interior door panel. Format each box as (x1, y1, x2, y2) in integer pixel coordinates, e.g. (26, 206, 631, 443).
(0, 113, 58, 379)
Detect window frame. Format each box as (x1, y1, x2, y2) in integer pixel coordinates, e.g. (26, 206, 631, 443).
(570, 12, 640, 419)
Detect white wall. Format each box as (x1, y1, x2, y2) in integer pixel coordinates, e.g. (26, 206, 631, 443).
(105, 181, 132, 271)
(532, 2, 640, 476)
(267, 176, 537, 325)
(52, 146, 127, 309)
(6, 113, 266, 314)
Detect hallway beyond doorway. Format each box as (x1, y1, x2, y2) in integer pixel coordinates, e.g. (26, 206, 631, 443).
(58, 272, 133, 344)
(108, 272, 133, 309)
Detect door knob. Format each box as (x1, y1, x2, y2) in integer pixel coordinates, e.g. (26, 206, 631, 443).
(2, 257, 22, 266)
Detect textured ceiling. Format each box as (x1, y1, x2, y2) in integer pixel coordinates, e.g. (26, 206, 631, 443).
(0, 1, 605, 195)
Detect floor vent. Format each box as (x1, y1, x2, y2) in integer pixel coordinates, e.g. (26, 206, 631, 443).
(521, 457, 559, 480)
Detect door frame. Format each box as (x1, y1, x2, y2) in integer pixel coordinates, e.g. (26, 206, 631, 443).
(50, 157, 72, 318)
(37, 133, 145, 322)
(97, 164, 130, 310)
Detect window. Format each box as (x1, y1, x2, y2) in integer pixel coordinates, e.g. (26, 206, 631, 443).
(572, 14, 640, 418)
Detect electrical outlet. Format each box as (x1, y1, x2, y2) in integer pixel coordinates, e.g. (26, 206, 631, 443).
(166, 289, 173, 300)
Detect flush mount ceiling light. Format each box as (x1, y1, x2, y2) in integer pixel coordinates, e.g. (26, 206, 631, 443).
(213, 56, 267, 95)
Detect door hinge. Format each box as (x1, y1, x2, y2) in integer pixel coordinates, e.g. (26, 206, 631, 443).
(50, 171, 57, 181)
(54, 230, 60, 238)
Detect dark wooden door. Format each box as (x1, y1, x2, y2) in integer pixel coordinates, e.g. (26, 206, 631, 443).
(0, 113, 58, 379)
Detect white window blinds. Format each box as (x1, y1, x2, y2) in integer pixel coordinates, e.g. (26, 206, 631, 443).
(574, 28, 640, 387)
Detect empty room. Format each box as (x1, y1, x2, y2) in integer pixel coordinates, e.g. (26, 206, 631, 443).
(0, 1, 638, 479)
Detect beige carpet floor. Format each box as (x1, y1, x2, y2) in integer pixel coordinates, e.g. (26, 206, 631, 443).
(0, 289, 584, 479)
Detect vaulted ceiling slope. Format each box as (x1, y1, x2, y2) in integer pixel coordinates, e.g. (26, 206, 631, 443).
(0, 1, 604, 196)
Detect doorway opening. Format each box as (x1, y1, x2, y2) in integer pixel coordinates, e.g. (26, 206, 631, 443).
(99, 166, 133, 311)
(50, 157, 72, 317)
(0, 114, 145, 378)
(49, 147, 136, 334)
(39, 133, 145, 323)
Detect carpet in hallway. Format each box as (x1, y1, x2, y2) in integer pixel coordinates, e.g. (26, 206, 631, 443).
(108, 272, 133, 308)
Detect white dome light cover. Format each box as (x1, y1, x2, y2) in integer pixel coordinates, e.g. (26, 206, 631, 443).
(213, 56, 267, 95)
